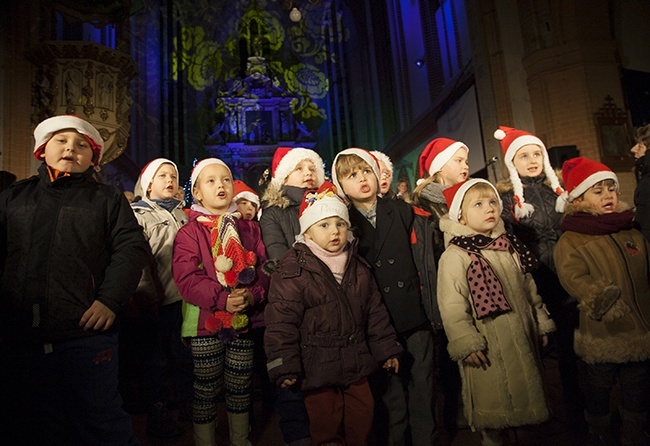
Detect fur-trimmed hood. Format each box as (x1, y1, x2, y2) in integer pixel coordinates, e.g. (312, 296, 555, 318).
(562, 198, 630, 216)
(261, 182, 292, 208)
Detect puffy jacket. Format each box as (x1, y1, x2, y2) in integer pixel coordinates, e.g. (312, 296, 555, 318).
(554, 201, 650, 364)
(264, 242, 403, 391)
(497, 175, 562, 270)
(172, 207, 270, 338)
(0, 164, 150, 344)
(132, 197, 187, 306)
(259, 184, 308, 261)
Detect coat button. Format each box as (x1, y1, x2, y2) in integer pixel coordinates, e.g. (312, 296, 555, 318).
(383, 287, 390, 293)
(388, 259, 395, 264)
(397, 281, 404, 288)
(376, 260, 382, 267)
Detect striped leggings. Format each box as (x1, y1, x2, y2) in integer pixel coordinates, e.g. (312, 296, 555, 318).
(189, 336, 254, 423)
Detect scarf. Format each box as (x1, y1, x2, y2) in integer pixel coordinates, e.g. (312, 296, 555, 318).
(419, 181, 448, 205)
(449, 233, 538, 320)
(304, 239, 349, 284)
(560, 210, 635, 235)
(151, 198, 181, 213)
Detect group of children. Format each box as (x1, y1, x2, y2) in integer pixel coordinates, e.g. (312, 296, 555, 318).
(1, 114, 649, 446)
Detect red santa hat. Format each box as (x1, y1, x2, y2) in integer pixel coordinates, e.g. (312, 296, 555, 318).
(494, 125, 563, 219)
(331, 147, 381, 199)
(33, 115, 105, 166)
(443, 178, 502, 223)
(233, 180, 260, 208)
(298, 181, 350, 235)
(135, 158, 178, 198)
(555, 157, 618, 212)
(190, 158, 232, 190)
(418, 138, 469, 185)
(270, 147, 325, 189)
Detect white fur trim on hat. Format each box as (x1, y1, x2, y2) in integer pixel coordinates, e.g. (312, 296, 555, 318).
(136, 158, 178, 198)
(299, 195, 350, 235)
(33, 115, 105, 166)
(271, 147, 325, 189)
(496, 130, 563, 220)
(234, 191, 260, 207)
(448, 179, 502, 223)
(569, 171, 618, 203)
(370, 151, 393, 174)
(331, 148, 381, 199)
(190, 158, 232, 190)
(429, 141, 467, 177)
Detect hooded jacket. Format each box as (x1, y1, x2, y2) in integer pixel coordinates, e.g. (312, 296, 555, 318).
(0, 164, 150, 344)
(172, 207, 270, 338)
(264, 241, 403, 391)
(437, 216, 555, 431)
(553, 201, 650, 364)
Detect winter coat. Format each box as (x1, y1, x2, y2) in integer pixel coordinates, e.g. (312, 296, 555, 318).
(259, 184, 308, 261)
(412, 180, 449, 264)
(496, 175, 562, 271)
(264, 242, 403, 392)
(132, 197, 187, 306)
(437, 216, 555, 431)
(0, 164, 150, 344)
(553, 201, 650, 364)
(634, 155, 650, 241)
(349, 196, 430, 335)
(172, 207, 270, 337)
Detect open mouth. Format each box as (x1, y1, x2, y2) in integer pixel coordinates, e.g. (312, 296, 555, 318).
(217, 191, 226, 198)
(360, 184, 371, 193)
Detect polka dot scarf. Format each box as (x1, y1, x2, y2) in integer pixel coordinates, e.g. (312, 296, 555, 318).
(449, 233, 538, 320)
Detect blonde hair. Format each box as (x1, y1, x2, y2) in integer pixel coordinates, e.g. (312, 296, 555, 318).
(459, 182, 500, 222)
(334, 153, 374, 179)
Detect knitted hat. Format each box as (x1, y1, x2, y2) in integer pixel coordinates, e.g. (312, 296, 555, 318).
(555, 157, 618, 212)
(270, 147, 325, 189)
(298, 181, 350, 235)
(443, 178, 502, 223)
(135, 158, 178, 198)
(370, 151, 393, 175)
(418, 138, 469, 183)
(494, 125, 563, 219)
(33, 115, 105, 166)
(331, 148, 381, 199)
(233, 180, 260, 208)
(190, 158, 232, 190)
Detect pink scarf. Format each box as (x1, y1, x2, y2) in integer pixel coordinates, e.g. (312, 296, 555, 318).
(304, 239, 349, 284)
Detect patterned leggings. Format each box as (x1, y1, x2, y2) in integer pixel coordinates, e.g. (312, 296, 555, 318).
(189, 336, 254, 423)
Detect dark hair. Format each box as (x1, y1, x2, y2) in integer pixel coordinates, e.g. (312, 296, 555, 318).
(636, 123, 650, 149)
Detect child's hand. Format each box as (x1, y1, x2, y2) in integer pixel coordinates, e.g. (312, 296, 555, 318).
(383, 357, 399, 373)
(463, 350, 490, 369)
(226, 289, 253, 313)
(540, 334, 549, 348)
(80, 301, 116, 331)
(280, 378, 297, 389)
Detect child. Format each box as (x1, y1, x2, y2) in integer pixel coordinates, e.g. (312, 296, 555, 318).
(493, 125, 582, 407)
(370, 150, 395, 198)
(172, 158, 270, 446)
(632, 123, 650, 241)
(130, 158, 193, 436)
(411, 137, 470, 436)
(331, 148, 437, 446)
(264, 181, 402, 445)
(554, 157, 650, 445)
(233, 179, 260, 221)
(259, 146, 325, 445)
(437, 178, 555, 445)
(0, 115, 150, 445)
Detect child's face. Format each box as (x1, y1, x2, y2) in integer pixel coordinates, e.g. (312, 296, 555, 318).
(284, 160, 318, 189)
(338, 164, 378, 206)
(397, 181, 408, 193)
(574, 180, 619, 214)
(459, 187, 501, 236)
(148, 163, 179, 201)
(192, 164, 234, 214)
(438, 148, 469, 185)
(42, 130, 94, 173)
(513, 144, 544, 178)
(631, 141, 647, 160)
(378, 160, 393, 195)
(304, 216, 349, 252)
(236, 198, 258, 220)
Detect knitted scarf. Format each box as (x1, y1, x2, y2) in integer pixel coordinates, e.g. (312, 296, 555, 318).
(304, 239, 349, 284)
(449, 233, 538, 320)
(560, 210, 635, 235)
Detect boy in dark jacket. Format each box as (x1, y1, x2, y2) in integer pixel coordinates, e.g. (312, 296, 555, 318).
(332, 148, 437, 446)
(265, 182, 401, 445)
(0, 115, 150, 445)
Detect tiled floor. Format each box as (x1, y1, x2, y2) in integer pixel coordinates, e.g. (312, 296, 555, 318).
(130, 352, 597, 445)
